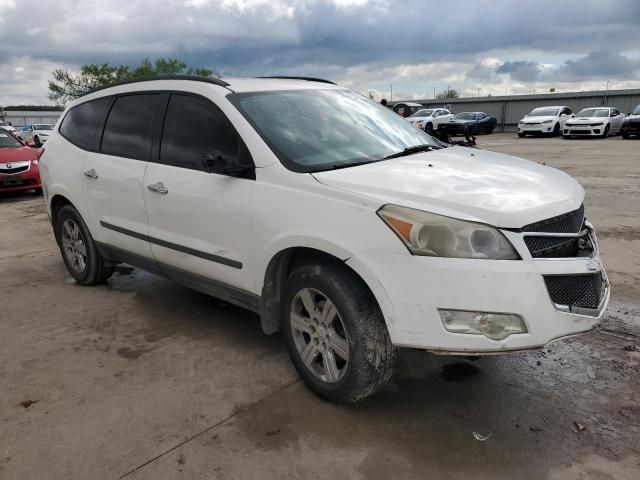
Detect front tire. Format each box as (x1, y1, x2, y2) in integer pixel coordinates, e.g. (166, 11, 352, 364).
(621, 130, 630, 139)
(33, 135, 41, 147)
(55, 205, 114, 285)
(517, 132, 526, 138)
(552, 123, 560, 136)
(282, 261, 396, 403)
(424, 122, 434, 134)
(602, 124, 610, 138)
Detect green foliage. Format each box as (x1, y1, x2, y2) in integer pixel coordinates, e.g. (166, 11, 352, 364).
(48, 58, 214, 105)
(436, 89, 460, 99)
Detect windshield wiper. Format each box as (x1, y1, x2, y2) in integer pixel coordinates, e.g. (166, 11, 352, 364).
(313, 158, 387, 172)
(383, 144, 435, 160)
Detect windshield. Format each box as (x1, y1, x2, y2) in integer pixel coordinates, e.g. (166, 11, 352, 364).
(633, 105, 640, 115)
(33, 124, 53, 130)
(0, 131, 23, 148)
(453, 113, 476, 120)
(229, 89, 441, 172)
(528, 107, 559, 117)
(576, 108, 609, 118)
(410, 109, 434, 118)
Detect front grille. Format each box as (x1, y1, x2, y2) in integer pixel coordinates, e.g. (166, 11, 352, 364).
(0, 164, 29, 174)
(523, 205, 584, 233)
(521, 205, 593, 258)
(544, 273, 604, 309)
(569, 129, 598, 135)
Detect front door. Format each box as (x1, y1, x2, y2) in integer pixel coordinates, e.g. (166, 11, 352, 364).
(143, 93, 255, 292)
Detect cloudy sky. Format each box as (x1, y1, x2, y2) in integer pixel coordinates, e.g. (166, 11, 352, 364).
(1, 0, 639, 105)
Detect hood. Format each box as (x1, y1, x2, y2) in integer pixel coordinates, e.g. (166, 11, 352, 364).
(407, 116, 431, 123)
(624, 114, 640, 122)
(568, 117, 607, 124)
(521, 116, 556, 124)
(312, 147, 584, 229)
(0, 146, 40, 163)
(447, 118, 476, 125)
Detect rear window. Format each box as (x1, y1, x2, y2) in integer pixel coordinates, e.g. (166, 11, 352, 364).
(101, 94, 162, 160)
(60, 97, 112, 151)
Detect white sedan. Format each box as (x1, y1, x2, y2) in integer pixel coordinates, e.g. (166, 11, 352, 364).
(563, 107, 625, 138)
(406, 108, 453, 133)
(20, 124, 54, 145)
(517, 106, 573, 137)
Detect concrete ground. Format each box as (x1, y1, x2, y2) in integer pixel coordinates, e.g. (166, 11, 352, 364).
(1, 133, 639, 479)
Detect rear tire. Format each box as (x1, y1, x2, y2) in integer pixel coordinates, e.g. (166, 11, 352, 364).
(282, 261, 396, 403)
(55, 205, 114, 285)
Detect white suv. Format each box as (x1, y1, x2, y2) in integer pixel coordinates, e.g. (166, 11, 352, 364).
(40, 76, 609, 403)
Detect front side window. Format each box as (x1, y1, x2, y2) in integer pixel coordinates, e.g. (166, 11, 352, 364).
(60, 96, 112, 151)
(160, 94, 239, 171)
(101, 94, 162, 160)
(229, 89, 441, 172)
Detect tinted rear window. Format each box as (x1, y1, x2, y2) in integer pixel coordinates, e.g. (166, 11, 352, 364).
(101, 94, 162, 160)
(60, 97, 112, 150)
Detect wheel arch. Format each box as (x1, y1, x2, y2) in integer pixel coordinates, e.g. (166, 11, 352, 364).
(259, 245, 397, 338)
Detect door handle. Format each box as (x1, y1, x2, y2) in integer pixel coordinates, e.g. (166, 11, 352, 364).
(83, 169, 98, 179)
(147, 182, 169, 194)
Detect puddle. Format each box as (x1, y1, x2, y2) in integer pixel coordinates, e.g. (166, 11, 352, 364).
(440, 362, 482, 382)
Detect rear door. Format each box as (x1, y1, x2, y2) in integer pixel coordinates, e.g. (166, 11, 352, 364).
(83, 93, 163, 260)
(143, 92, 255, 293)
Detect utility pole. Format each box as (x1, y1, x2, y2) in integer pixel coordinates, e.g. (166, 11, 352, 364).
(390, 84, 393, 102)
(477, 88, 480, 97)
(433, 87, 436, 99)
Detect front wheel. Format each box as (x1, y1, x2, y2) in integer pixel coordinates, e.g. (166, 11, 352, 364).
(283, 261, 396, 403)
(33, 135, 41, 147)
(517, 132, 526, 138)
(602, 125, 610, 138)
(424, 122, 434, 134)
(552, 123, 560, 136)
(621, 130, 630, 139)
(55, 205, 114, 285)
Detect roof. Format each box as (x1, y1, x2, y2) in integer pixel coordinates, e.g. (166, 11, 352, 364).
(81, 75, 340, 98)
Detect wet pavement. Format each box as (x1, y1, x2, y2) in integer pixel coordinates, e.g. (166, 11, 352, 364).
(1, 134, 639, 479)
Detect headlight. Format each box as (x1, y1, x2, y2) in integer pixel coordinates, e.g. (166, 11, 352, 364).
(542, 120, 553, 124)
(378, 205, 520, 260)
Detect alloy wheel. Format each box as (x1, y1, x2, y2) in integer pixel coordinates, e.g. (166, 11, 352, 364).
(61, 219, 87, 273)
(290, 288, 350, 383)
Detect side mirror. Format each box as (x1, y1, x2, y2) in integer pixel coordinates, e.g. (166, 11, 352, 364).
(200, 145, 255, 179)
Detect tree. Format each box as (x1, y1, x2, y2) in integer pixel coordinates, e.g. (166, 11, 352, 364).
(436, 89, 460, 99)
(48, 58, 214, 105)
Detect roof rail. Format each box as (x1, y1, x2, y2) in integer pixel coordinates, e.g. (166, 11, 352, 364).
(82, 75, 231, 97)
(257, 76, 336, 85)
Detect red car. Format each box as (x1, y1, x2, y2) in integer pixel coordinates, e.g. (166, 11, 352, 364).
(0, 129, 43, 194)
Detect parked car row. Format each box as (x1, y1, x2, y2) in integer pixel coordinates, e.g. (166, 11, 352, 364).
(517, 104, 640, 139)
(406, 108, 497, 137)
